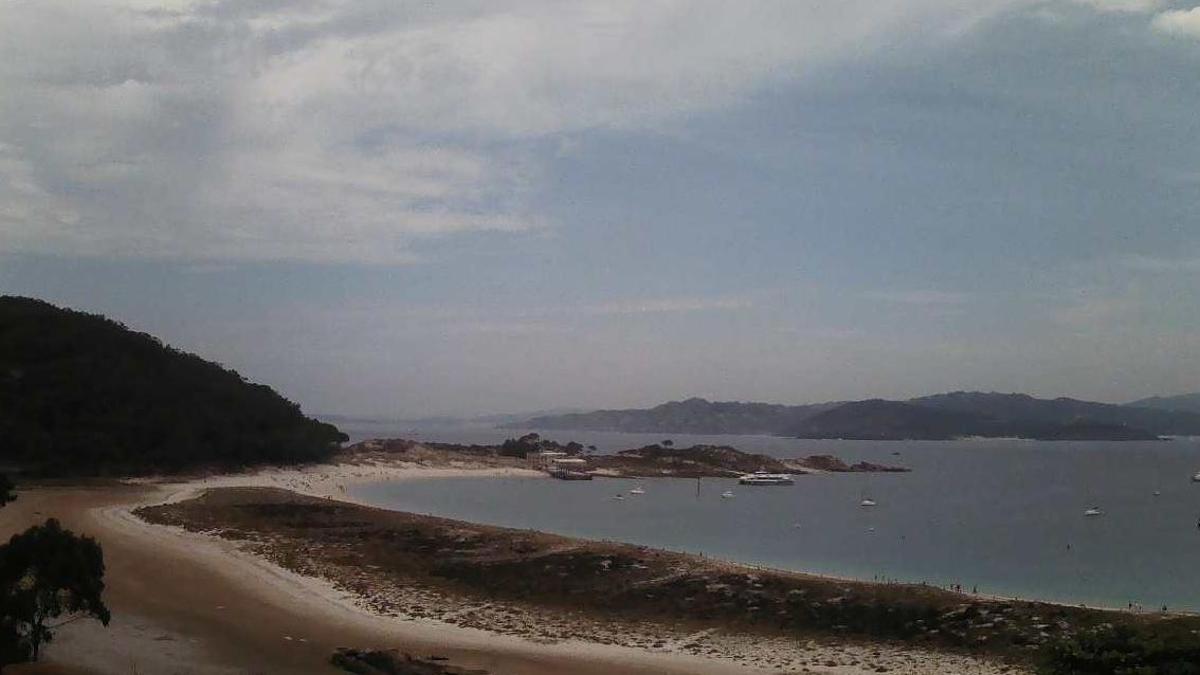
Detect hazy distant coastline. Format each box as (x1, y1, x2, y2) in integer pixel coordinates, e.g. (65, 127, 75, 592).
(508, 392, 1200, 441)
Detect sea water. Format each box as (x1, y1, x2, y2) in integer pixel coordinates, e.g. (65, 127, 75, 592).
(344, 427, 1200, 612)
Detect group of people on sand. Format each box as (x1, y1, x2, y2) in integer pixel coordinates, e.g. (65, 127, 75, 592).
(872, 576, 978, 595)
(1126, 601, 1171, 613)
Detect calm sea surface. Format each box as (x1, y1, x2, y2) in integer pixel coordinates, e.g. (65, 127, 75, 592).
(340, 423, 1200, 612)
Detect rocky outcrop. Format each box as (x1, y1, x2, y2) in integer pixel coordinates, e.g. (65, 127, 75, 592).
(788, 455, 910, 473)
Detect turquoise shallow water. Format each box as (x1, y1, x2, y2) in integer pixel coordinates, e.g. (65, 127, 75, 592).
(343, 427, 1200, 612)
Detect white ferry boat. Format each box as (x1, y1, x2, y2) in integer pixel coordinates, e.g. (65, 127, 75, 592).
(738, 470, 795, 486)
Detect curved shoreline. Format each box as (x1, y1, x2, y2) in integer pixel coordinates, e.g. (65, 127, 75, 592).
(151, 459, 1179, 617)
(320, 463, 1176, 617)
(8, 461, 1035, 674)
(4, 481, 776, 675)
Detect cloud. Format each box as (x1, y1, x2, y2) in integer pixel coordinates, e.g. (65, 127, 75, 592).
(336, 293, 755, 325)
(863, 290, 972, 305)
(2, 0, 1176, 265)
(1069, 0, 1164, 12)
(1152, 6, 1200, 37)
(1050, 288, 1141, 327)
(1118, 253, 1200, 272)
(580, 295, 754, 316)
(0, 0, 1055, 265)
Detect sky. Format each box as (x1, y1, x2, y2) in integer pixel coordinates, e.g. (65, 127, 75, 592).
(1, 0, 1199, 417)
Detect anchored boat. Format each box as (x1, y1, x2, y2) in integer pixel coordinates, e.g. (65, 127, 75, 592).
(737, 470, 795, 486)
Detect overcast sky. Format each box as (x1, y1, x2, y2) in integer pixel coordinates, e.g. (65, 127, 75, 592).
(2, 0, 1199, 417)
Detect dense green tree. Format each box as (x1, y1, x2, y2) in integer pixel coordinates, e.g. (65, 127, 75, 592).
(0, 477, 19, 666)
(0, 519, 110, 663)
(499, 433, 542, 458)
(0, 477, 18, 666)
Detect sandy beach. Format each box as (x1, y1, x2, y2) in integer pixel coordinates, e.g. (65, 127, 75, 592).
(0, 458, 1028, 675)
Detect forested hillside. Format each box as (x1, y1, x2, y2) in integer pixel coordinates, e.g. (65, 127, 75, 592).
(0, 297, 345, 475)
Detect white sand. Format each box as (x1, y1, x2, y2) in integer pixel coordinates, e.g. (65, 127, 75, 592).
(141, 461, 546, 508)
(88, 457, 1028, 674)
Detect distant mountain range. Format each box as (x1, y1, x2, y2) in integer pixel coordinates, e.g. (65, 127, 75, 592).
(507, 398, 840, 435)
(509, 391, 1200, 441)
(1127, 393, 1200, 415)
(322, 409, 586, 430)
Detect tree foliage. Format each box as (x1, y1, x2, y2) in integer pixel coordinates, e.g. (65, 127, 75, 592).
(498, 433, 543, 459)
(0, 476, 12, 509)
(0, 296, 346, 475)
(497, 433, 585, 459)
(0, 519, 110, 663)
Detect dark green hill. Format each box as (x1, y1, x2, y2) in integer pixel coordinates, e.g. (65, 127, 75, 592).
(790, 399, 993, 440)
(0, 296, 345, 476)
(517, 391, 1190, 440)
(912, 391, 1200, 436)
(791, 398, 1162, 441)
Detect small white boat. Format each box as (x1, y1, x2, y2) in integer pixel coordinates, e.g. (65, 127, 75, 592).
(1084, 506, 1103, 517)
(629, 486, 646, 495)
(720, 490, 735, 499)
(1154, 490, 1162, 497)
(612, 494, 626, 501)
(860, 498, 877, 508)
(1192, 471, 1200, 482)
(738, 471, 794, 486)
